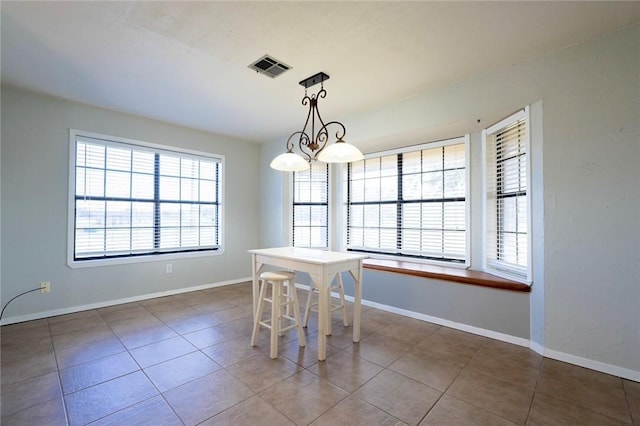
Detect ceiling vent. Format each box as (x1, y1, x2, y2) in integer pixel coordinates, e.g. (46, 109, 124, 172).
(248, 55, 291, 78)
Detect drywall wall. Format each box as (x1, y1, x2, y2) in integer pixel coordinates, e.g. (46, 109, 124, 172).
(1, 88, 260, 322)
(260, 24, 639, 377)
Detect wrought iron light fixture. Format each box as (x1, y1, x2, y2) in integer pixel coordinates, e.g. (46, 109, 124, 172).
(270, 72, 364, 172)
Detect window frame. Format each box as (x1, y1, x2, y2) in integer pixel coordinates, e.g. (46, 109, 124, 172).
(290, 161, 329, 249)
(341, 135, 470, 267)
(67, 129, 225, 268)
(482, 107, 532, 283)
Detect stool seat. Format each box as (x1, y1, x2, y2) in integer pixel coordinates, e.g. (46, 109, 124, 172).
(251, 270, 305, 359)
(260, 271, 295, 281)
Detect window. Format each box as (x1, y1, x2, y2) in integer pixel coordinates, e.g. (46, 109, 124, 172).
(483, 108, 531, 282)
(68, 130, 223, 266)
(291, 162, 329, 248)
(344, 136, 469, 263)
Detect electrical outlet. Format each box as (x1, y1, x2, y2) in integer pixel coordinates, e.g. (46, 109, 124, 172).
(165, 263, 172, 274)
(40, 281, 51, 294)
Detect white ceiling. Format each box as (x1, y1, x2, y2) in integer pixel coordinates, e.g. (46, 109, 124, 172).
(2, 1, 639, 145)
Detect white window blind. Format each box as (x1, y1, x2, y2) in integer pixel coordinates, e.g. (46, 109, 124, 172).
(483, 108, 531, 282)
(292, 161, 328, 248)
(70, 131, 223, 262)
(344, 137, 468, 263)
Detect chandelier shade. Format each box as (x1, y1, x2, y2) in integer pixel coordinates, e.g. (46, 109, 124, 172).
(269, 151, 309, 172)
(270, 72, 363, 171)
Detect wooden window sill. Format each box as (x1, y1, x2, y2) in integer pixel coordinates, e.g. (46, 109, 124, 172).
(363, 259, 531, 292)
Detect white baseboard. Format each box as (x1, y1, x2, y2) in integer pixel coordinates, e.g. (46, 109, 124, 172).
(338, 290, 639, 382)
(542, 348, 640, 382)
(352, 296, 530, 348)
(0, 277, 252, 326)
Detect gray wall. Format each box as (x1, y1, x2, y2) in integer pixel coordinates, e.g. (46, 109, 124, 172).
(260, 24, 640, 377)
(1, 88, 260, 322)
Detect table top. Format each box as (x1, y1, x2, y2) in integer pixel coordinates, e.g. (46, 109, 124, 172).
(248, 247, 368, 265)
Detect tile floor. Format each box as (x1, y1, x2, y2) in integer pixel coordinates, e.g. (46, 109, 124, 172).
(1, 282, 638, 425)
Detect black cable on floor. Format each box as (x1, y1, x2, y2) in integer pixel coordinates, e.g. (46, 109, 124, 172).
(0, 288, 41, 321)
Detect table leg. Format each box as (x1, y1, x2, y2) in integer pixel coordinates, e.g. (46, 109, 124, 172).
(350, 262, 363, 343)
(310, 272, 327, 361)
(252, 256, 264, 319)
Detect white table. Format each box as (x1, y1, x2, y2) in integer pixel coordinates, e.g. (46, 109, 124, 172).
(248, 247, 367, 361)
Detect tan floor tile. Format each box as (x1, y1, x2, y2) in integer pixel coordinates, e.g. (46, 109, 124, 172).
(413, 327, 485, 367)
(210, 304, 254, 323)
(0, 395, 67, 426)
(220, 316, 255, 336)
(201, 395, 295, 426)
(98, 303, 150, 323)
(260, 370, 348, 424)
(0, 318, 48, 334)
(279, 331, 340, 368)
(183, 322, 245, 348)
(376, 321, 439, 346)
(309, 349, 384, 393)
(164, 369, 255, 426)
(202, 335, 264, 367)
(90, 395, 183, 426)
(49, 312, 107, 336)
(115, 323, 179, 350)
(47, 309, 101, 325)
(64, 371, 158, 426)
(356, 369, 442, 425)
(420, 394, 518, 426)
(347, 333, 413, 367)
(2, 284, 634, 426)
(447, 369, 534, 424)
(129, 335, 197, 368)
(190, 298, 236, 314)
(624, 379, 640, 424)
(138, 296, 190, 313)
(144, 351, 222, 392)
(55, 336, 126, 369)
(1, 350, 58, 385)
(226, 353, 303, 392)
(528, 393, 629, 426)
(311, 395, 407, 425)
(324, 322, 358, 350)
(1, 371, 62, 417)
(537, 359, 630, 423)
(1, 331, 53, 361)
(388, 350, 463, 391)
(466, 339, 541, 387)
(60, 351, 139, 394)
(51, 323, 115, 352)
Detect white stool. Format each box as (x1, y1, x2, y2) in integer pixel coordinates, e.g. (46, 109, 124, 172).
(303, 273, 348, 336)
(251, 271, 306, 359)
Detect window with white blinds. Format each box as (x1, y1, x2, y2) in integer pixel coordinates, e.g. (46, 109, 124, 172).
(483, 108, 531, 282)
(69, 131, 223, 265)
(291, 161, 328, 248)
(344, 136, 468, 263)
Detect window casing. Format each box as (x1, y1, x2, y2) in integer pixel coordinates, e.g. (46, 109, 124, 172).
(344, 136, 469, 264)
(291, 161, 329, 248)
(483, 108, 531, 283)
(68, 130, 223, 266)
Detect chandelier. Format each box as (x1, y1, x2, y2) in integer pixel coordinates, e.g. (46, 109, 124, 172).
(270, 72, 364, 172)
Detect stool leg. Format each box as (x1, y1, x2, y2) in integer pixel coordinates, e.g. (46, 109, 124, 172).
(336, 273, 349, 327)
(326, 283, 333, 336)
(303, 281, 314, 328)
(290, 281, 306, 348)
(270, 280, 280, 359)
(251, 279, 268, 347)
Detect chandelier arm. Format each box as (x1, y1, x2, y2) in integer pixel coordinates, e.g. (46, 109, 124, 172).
(285, 131, 313, 162)
(313, 121, 346, 159)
